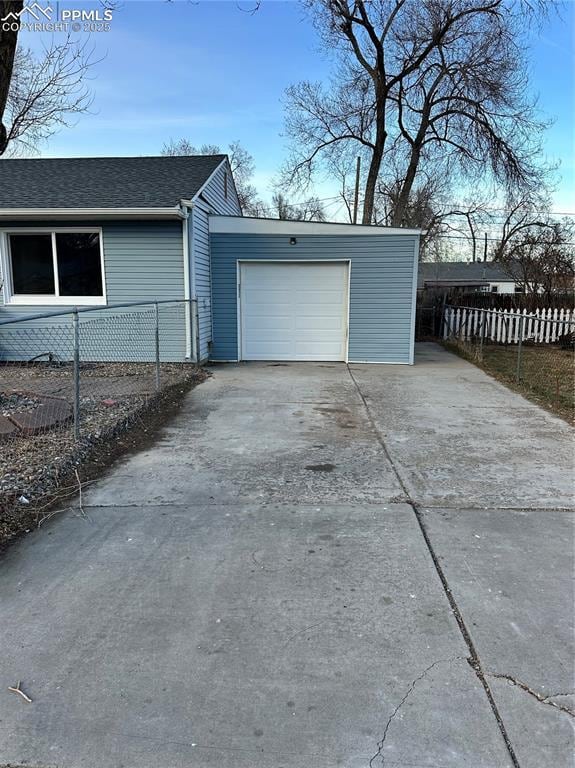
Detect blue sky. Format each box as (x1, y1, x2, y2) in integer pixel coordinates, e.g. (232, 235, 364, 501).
(20, 0, 575, 214)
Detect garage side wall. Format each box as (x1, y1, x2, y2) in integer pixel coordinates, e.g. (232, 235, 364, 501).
(190, 162, 243, 361)
(210, 233, 418, 364)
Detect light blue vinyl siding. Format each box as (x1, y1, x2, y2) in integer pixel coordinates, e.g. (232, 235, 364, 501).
(0, 220, 188, 362)
(191, 205, 213, 361)
(210, 233, 418, 364)
(197, 162, 242, 216)
(191, 161, 242, 360)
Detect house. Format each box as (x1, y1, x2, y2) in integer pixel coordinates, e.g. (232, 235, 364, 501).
(418, 261, 521, 294)
(0, 156, 420, 364)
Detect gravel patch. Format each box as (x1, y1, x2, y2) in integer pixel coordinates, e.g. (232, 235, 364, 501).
(0, 392, 43, 416)
(0, 364, 207, 548)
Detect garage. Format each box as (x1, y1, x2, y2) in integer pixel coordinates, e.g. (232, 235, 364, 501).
(209, 217, 420, 365)
(239, 261, 349, 361)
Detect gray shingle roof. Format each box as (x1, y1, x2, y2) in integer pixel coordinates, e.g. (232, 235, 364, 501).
(418, 261, 517, 288)
(0, 155, 227, 209)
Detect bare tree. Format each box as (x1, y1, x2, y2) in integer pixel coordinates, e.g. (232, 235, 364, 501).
(3, 41, 96, 156)
(272, 192, 326, 221)
(488, 198, 574, 295)
(162, 139, 220, 157)
(0, 1, 21, 153)
(0, 2, 105, 156)
(496, 220, 574, 296)
(284, 0, 552, 225)
(374, 174, 450, 256)
(490, 196, 556, 262)
(161, 138, 262, 215)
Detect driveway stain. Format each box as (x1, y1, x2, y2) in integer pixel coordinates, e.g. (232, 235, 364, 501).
(305, 463, 336, 472)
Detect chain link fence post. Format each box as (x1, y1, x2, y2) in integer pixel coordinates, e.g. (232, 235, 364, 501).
(154, 302, 161, 391)
(516, 313, 524, 383)
(72, 309, 80, 440)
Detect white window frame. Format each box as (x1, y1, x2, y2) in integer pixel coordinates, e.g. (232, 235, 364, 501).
(0, 227, 107, 306)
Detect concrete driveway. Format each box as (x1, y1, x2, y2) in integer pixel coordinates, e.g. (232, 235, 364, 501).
(1, 343, 573, 768)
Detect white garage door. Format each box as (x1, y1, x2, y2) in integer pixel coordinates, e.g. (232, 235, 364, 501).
(239, 261, 349, 361)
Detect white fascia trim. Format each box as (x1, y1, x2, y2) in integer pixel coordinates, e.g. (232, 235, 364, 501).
(209, 215, 421, 236)
(190, 158, 228, 205)
(0, 207, 185, 220)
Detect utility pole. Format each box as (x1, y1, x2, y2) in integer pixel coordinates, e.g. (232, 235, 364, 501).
(483, 232, 488, 262)
(353, 156, 361, 224)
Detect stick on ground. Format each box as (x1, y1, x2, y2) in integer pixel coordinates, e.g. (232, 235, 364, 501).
(8, 681, 32, 703)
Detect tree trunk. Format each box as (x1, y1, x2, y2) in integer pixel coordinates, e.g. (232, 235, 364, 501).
(361, 77, 388, 225)
(361, 149, 382, 224)
(0, 1, 22, 155)
(391, 148, 420, 227)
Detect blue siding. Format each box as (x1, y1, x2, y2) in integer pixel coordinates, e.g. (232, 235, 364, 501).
(0, 220, 188, 362)
(197, 162, 242, 216)
(191, 205, 214, 361)
(210, 233, 418, 364)
(191, 161, 241, 360)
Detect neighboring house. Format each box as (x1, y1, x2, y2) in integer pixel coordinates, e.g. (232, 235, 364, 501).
(418, 261, 521, 294)
(0, 156, 421, 365)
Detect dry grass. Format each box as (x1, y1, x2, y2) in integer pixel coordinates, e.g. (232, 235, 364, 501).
(445, 342, 574, 424)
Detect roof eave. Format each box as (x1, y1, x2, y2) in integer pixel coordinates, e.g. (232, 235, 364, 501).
(0, 207, 185, 221)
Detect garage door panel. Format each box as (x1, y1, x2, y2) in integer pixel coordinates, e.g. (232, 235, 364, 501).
(240, 262, 348, 361)
(243, 340, 294, 357)
(242, 311, 293, 326)
(295, 289, 346, 302)
(244, 326, 297, 340)
(292, 303, 345, 317)
(295, 316, 344, 331)
(243, 290, 293, 304)
(294, 342, 344, 358)
(243, 321, 294, 334)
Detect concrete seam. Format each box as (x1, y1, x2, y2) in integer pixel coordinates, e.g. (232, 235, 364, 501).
(346, 364, 522, 768)
(421, 504, 575, 513)
(76, 501, 574, 513)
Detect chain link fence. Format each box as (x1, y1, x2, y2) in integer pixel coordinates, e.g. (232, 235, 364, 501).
(0, 300, 202, 537)
(443, 305, 575, 422)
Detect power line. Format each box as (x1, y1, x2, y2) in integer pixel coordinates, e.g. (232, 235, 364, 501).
(443, 204, 575, 217)
(435, 233, 575, 246)
(344, 192, 575, 219)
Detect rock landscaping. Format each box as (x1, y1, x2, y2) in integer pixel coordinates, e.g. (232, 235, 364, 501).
(0, 363, 207, 547)
(0, 391, 73, 436)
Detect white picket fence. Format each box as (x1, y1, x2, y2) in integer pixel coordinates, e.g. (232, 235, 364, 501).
(443, 306, 575, 345)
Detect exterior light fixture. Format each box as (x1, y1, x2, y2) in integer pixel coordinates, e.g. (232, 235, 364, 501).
(289, 237, 297, 245)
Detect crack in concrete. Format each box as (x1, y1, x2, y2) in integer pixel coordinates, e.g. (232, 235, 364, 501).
(487, 673, 575, 718)
(283, 619, 331, 648)
(346, 365, 522, 768)
(368, 657, 466, 768)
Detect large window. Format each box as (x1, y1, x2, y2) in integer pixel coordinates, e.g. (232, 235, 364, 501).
(5, 230, 105, 305)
